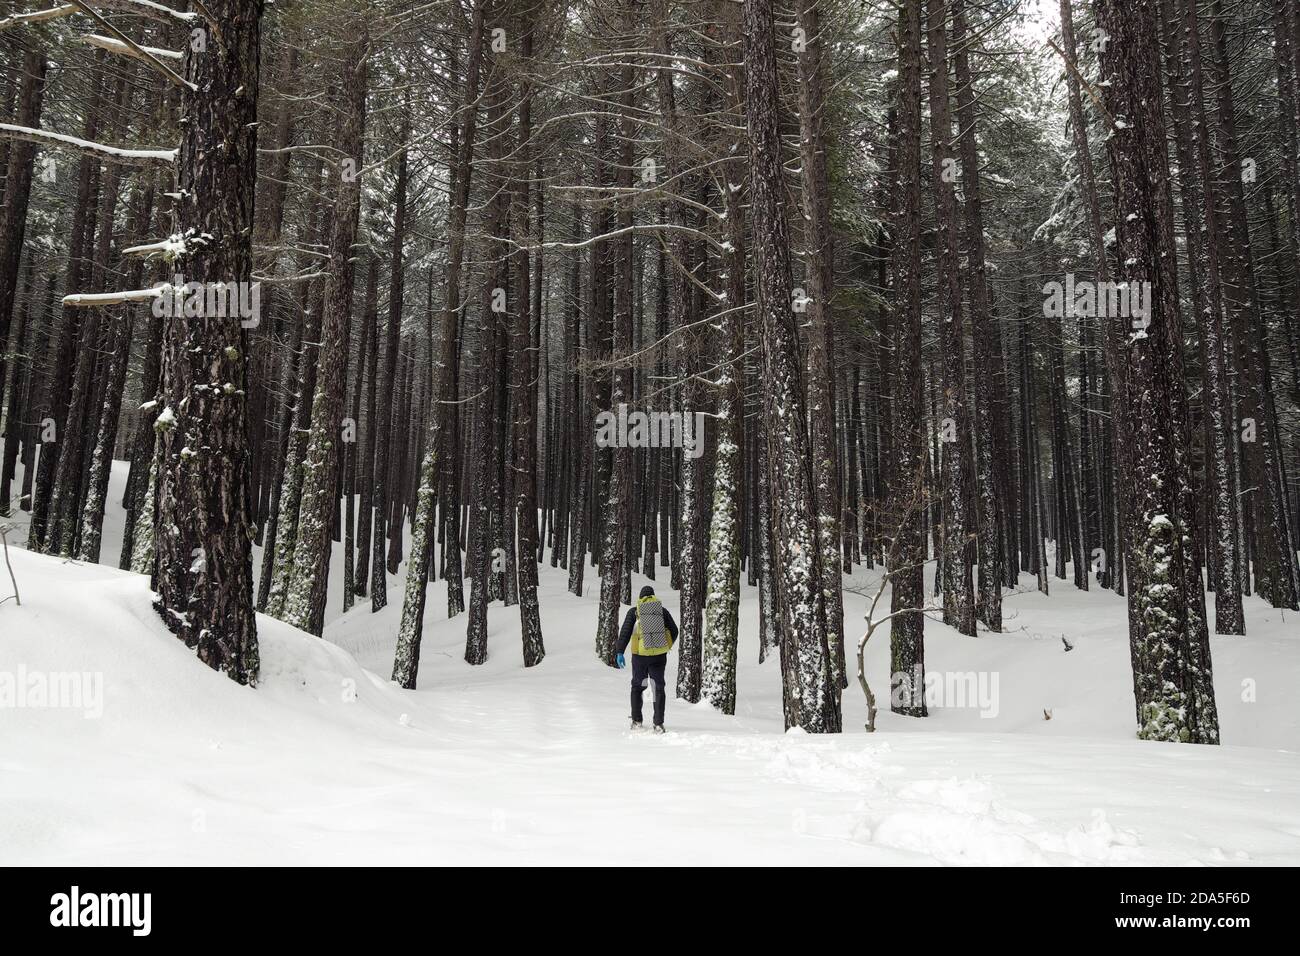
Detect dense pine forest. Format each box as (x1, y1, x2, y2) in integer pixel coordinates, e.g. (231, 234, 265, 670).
(2, 0, 1298, 752)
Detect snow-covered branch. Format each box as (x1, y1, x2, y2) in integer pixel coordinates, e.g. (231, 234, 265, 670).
(101, 0, 198, 22)
(65, 1, 194, 90)
(63, 287, 164, 308)
(0, 0, 195, 32)
(489, 222, 731, 257)
(83, 33, 184, 63)
(122, 236, 187, 258)
(0, 4, 78, 31)
(0, 123, 177, 168)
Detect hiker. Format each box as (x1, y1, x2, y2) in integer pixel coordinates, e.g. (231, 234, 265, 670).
(616, 585, 679, 733)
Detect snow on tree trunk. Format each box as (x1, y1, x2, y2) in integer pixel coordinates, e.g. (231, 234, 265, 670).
(1166, 0, 1243, 634)
(369, 100, 410, 614)
(281, 27, 368, 637)
(952, 0, 1001, 631)
(1094, 0, 1218, 743)
(0, 49, 45, 412)
(79, 175, 155, 564)
(153, 0, 265, 685)
(510, 13, 544, 669)
(924, 0, 976, 637)
(129, 453, 157, 576)
(594, 40, 635, 669)
(795, 0, 849, 692)
(742, 0, 838, 733)
(465, 68, 509, 667)
(887, 0, 928, 718)
(701, 120, 746, 715)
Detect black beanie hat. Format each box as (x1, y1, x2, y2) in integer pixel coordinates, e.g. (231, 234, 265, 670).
(639, 585, 656, 599)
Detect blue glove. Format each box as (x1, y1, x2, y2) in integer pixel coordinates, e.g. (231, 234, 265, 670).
(616, 653, 626, 669)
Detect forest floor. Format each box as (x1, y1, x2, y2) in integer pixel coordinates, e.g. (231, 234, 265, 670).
(3, 461, 1299, 865)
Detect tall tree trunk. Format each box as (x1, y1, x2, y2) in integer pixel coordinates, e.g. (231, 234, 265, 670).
(1094, 0, 1218, 743)
(952, 0, 1001, 629)
(78, 176, 156, 562)
(342, 258, 376, 612)
(701, 32, 747, 713)
(794, 0, 849, 690)
(282, 26, 368, 636)
(0, 49, 45, 408)
(153, 0, 265, 684)
(887, 0, 928, 718)
(742, 0, 838, 732)
(370, 108, 410, 612)
(1167, 0, 1243, 633)
(1202, 0, 1299, 610)
(924, 0, 976, 635)
(594, 30, 635, 668)
(509, 13, 544, 668)
(464, 61, 509, 667)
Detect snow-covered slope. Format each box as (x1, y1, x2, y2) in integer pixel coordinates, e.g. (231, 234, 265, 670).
(2, 462, 1299, 865)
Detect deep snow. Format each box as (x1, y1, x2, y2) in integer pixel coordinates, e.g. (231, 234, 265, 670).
(1, 460, 1298, 865)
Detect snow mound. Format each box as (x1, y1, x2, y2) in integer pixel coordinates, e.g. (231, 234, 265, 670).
(0, 548, 420, 743)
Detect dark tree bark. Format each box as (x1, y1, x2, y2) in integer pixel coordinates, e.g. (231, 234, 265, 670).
(343, 258, 377, 611)
(0, 48, 44, 408)
(1167, 0, 1243, 633)
(952, 0, 1001, 630)
(594, 18, 636, 669)
(1094, 0, 1218, 743)
(509, 12, 544, 668)
(354, 252, 381, 599)
(153, 0, 266, 685)
(1202, 0, 1298, 611)
(281, 27, 368, 636)
(370, 108, 410, 612)
(794, 0, 848, 690)
(742, 0, 838, 732)
(78, 175, 156, 563)
(887, 0, 928, 718)
(464, 63, 509, 667)
(924, 0, 975, 635)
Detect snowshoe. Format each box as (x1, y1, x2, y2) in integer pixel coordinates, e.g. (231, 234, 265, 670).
(653, 725, 666, 735)
(630, 720, 645, 732)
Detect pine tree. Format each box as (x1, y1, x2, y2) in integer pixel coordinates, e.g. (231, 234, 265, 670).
(742, 0, 838, 733)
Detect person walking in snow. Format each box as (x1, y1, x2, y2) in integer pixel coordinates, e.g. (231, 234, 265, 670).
(616, 585, 679, 733)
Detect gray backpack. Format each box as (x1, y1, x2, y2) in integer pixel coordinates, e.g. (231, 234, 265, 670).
(635, 597, 669, 654)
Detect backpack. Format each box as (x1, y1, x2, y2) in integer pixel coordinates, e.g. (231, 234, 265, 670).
(634, 597, 670, 656)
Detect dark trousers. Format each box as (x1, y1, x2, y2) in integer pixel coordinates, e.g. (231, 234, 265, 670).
(630, 654, 667, 726)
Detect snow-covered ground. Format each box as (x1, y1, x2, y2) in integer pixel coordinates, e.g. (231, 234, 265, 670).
(2, 461, 1299, 865)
